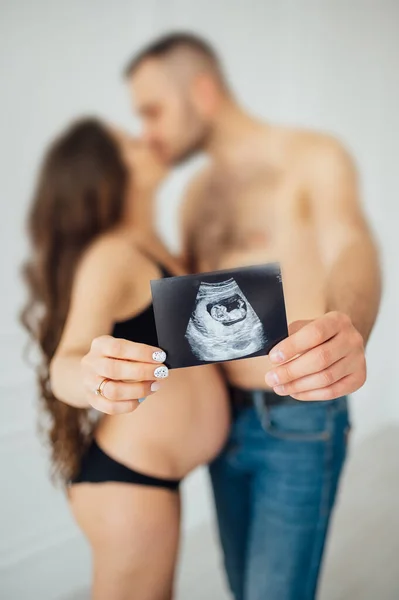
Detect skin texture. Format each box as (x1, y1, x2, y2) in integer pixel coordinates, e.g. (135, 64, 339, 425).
(50, 135, 229, 600)
(129, 54, 381, 401)
(70, 483, 180, 600)
(181, 127, 380, 399)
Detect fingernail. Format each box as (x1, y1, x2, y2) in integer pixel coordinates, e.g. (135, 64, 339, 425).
(138, 397, 146, 403)
(266, 371, 279, 386)
(150, 382, 161, 392)
(270, 350, 285, 364)
(154, 366, 169, 379)
(153, 350, 166, 363)
(274, 385, 286, 395)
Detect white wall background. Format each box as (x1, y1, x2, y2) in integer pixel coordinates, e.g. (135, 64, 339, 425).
(0, 1, 398, 598)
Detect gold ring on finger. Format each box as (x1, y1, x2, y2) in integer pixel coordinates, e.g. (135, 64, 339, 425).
(95, 378, 109, 399)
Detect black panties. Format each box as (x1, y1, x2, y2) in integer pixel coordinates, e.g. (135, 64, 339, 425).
(71, 440, 180, 491)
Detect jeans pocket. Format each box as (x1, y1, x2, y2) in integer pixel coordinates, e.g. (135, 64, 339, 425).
(257, 400, 335, 442)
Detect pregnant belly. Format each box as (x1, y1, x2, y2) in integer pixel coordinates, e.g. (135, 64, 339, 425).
(96, 365, 230, 479)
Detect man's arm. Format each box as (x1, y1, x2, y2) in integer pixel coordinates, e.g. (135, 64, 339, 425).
(309, 137, 381, 343)
(265, 135, 381, 401)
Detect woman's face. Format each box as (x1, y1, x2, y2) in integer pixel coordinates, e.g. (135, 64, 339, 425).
(111, 127, 168, 190)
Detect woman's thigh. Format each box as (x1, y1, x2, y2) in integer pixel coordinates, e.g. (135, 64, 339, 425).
(69, 482, 181, 600)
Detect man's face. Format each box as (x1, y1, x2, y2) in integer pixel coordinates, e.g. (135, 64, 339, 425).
(129, 59, 210, 165)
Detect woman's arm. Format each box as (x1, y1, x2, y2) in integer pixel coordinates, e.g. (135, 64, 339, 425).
(50, 237, 167, 412)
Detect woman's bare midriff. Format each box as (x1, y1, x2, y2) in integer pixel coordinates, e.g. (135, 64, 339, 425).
(95, 364, 230, 480)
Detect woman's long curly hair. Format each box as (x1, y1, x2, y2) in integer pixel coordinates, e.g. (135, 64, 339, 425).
(21, 118, 128, 485)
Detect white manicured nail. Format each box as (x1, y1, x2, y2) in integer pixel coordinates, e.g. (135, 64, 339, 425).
(154, 366, 168, 379)
(150, 382, 161, 392)
(152, 350, 166, 363)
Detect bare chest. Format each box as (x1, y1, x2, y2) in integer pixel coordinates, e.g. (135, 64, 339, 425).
(192, 169, 309, 271)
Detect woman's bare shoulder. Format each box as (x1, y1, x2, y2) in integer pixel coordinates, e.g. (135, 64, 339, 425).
(81, 231, 141, 273)
(72, 231, 147, 309)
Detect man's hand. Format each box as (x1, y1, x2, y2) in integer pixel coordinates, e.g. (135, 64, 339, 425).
(265, 311, 366, 401)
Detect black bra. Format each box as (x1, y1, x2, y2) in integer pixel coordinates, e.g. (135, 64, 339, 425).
(112, 262, 173, 347)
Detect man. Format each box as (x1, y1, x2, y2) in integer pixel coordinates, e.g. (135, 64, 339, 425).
(124, 33, 381, 600)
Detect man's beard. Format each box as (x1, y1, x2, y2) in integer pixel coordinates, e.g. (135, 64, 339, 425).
(172, 105, 212, 166)
(172, 128, 210, 165)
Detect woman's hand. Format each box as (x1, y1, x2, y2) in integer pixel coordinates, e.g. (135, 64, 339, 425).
(81, 335, 168, 414)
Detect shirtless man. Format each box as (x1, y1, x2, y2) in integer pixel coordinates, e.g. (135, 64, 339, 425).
(124, 33, 381, 600)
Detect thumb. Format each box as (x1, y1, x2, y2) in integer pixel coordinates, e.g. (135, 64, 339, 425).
(288, 319, 312, 336)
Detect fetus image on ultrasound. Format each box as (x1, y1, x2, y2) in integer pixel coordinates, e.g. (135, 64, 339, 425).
(185, 278, 266, 361)
(151, 262, 287, 369)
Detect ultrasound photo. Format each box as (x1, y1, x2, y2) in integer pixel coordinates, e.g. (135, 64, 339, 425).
(151, 263, 288, 369)
(185, 278, 266, 361)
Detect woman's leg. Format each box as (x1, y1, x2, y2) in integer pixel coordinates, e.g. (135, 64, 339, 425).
(69, 483, 181, 600)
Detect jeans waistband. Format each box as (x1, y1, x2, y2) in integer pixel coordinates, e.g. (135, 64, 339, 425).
(229, 385, 295, 409)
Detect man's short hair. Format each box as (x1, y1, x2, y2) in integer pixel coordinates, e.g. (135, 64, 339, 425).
(123, 31, 227, 87)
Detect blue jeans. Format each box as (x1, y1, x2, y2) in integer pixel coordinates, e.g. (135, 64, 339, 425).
(209, 396, 350, 600)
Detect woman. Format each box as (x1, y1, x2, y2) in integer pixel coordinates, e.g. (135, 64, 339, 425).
(21, 118, 230, 600)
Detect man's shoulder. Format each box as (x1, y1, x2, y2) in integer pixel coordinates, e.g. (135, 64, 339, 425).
(274, 124, 351, 166)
